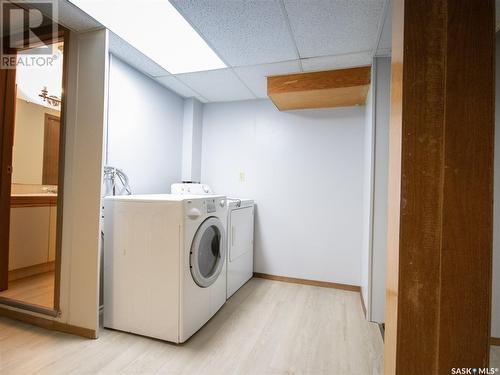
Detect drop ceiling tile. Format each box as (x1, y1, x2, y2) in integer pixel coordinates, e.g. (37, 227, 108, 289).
(53, 0, 102, 32)
(170, 0, 298, 66)
(175, 69, 255, 102)
(233, 60, 302, 98)
(283, 0, 384, 58)
(155, 76, 203, 99)
(109, 32, 168, 77)
(301, 52, 372, 72)
(375, 2, 391, 56)
(12, 0, 101, 34)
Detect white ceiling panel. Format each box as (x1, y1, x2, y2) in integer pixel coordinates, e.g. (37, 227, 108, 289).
(234, 60, 302, 98)
(170, 0, 298, 66)
(54, 0, 101, 32)
(109, 32, 169, 78)
(375, 1, 391, 56)
(176, 69, 255, 102)
(155, 75, 205, 100)
(301, 52, 372, 72)
(283, 0, 384, 58)
(12, 0, 101, 33)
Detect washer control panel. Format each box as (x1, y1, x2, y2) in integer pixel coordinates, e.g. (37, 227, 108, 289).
(185, 197, 226, 219)
(206, 199, 216, 214)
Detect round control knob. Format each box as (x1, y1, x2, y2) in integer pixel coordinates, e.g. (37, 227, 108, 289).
(187, 208, 201, 219)
(220, 199, 226, 207)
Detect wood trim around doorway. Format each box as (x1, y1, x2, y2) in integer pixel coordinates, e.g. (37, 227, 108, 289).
(53, 29, 70, 314)
(0, 305, 96, 339)
(0, 69, 17, 292)
(0, 23, 69, 316)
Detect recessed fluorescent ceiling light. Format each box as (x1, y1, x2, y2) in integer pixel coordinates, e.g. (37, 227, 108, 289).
(68, 0, 226, 74)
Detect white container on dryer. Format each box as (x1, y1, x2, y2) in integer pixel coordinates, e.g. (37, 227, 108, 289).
(103, 194, 227, 343)
(226, 198, 254, 298)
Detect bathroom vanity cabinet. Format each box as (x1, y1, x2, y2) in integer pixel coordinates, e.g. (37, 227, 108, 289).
(9, 195, 57, 272)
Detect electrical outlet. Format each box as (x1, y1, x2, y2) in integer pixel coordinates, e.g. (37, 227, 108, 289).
(239, 171, 245, 183)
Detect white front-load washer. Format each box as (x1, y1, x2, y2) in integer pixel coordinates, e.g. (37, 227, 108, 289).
(103, 194, 227, 343)
(170, 184, 255, 299)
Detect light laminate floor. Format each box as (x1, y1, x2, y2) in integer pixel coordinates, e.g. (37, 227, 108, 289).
(0, 278, 384, 375)
(492, 346, 500, 368)
(0, 271, 54, 309)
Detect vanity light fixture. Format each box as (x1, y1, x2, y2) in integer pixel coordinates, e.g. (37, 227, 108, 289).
(39, 86, 61, 107)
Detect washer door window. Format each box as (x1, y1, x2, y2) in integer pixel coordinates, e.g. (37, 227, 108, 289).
(190, 217, 226, 288)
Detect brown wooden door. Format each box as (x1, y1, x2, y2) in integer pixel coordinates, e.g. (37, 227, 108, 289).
(42, 114, 60, 186)
(0, 69, 16, 292)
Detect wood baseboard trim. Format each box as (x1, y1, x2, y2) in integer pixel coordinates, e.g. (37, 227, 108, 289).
(253, 272, 360, 292)
(8, 262, 55, 282)
(0, 305, 96, 339)
(491, 337, 500, 346)
(0, 297, 58, 317)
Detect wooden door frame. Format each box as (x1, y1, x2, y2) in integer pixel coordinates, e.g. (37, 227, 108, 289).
(53, 29, 69, 314)
(0, 68, 16, 292)
(0, 25, 69, 316)
(384, 0, 494, 373)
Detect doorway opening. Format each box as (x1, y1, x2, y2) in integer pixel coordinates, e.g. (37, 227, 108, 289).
(0, 11, 68, 315)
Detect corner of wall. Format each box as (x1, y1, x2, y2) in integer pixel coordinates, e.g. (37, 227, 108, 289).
(58, 28, 108, 332)
(181, 97, 203, 183)
(361, 59, 376, 321)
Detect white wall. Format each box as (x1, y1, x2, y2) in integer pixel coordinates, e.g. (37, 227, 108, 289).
(106, 55, 184, 194)
(58, 29, 109, 333)
(182, 98, 203, 182)
(361, 75, 374, 313)
(492, 32, 500, 338)
(12, 99, 60, 185)
(370, 57, 391, 323)
(360, 58, 391, 324)
(201, 100, 365, 286)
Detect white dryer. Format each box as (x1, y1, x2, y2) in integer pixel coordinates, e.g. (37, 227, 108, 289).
(226, 198, 254, 298)
(103, 194, 227, 343)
